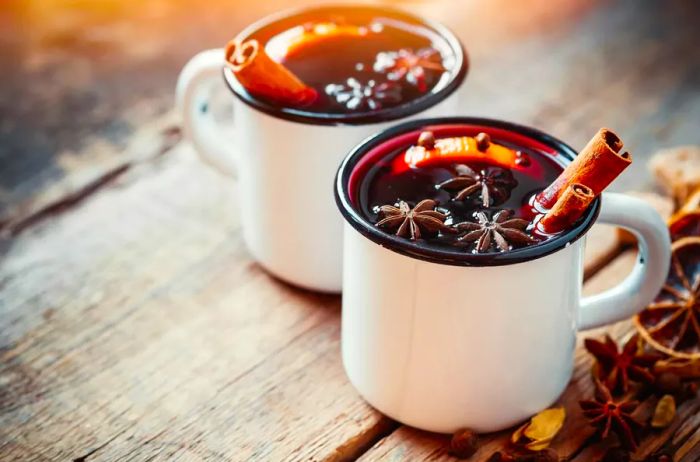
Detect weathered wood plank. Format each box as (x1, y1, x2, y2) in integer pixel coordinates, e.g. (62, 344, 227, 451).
(1, 1, 698, 460)
(0, 136, 623, 462)
(0, 144, 374, 461)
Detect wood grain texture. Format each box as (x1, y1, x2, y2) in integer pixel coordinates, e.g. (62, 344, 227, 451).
(0, 143, 394, 462)
(1, 0, 698, 460)
(0, 137, 621, 461)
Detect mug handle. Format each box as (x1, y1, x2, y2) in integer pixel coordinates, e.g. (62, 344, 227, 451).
(579, 192, 671, 330)
(176, 48, 239, 177)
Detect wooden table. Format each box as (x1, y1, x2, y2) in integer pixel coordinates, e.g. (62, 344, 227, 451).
(1, 1, 699, 460)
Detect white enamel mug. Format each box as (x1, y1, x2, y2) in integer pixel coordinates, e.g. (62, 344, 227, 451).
(175, 6, 467, 292)
(334, 118, 671, 433)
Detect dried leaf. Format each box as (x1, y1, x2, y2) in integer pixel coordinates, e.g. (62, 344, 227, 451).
(511, 407, 566, 451)
(654, 357, 700, 379)
(525, 437, 555, 452)
(651, 395, 676, 428)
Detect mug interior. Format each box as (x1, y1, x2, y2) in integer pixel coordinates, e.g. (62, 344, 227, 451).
(222, 4, 467, 126)
(335, 117, 601, 267)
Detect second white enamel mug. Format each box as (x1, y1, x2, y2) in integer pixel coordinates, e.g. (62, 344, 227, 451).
(176, 5, 467, 292)
(334, 118, 671, 433)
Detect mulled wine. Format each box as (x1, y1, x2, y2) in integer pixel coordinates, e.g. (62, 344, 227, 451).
(353, 127, 572, 254)
(234, 6, 460, 114)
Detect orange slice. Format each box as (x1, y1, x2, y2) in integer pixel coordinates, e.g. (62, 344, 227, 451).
(634, 237, 700, 359)
(402, 136, 520, 169)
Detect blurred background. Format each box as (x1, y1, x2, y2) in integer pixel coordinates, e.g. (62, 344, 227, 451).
(1, 0, 698, 231)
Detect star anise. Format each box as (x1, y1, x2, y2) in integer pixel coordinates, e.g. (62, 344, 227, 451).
(437, 164, 517, 207)
(584, 334, 661, 395)
(579, 381, 643, 450)
(454, 210, 536, 253)
(325, 78, 402, 111)
(373, 47, 446, 92)
(375, 199, 450, 240)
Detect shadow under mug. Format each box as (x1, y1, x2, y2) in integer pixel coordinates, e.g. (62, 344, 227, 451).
(334, 117, 671, 433)
(175, 5, 467, 292)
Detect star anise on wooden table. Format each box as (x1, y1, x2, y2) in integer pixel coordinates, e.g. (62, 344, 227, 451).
(454, 210, 536, 253)
(373, 47, 445, 92)
(579, 380, 643, 450)
(375, 199, 450, 240)
(437, 164, 517, 207)
(584, 333, 661, 395)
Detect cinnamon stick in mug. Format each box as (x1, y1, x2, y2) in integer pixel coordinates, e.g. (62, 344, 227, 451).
(225, 39, 317, 106)
(539, 183, 595, 233)
(535, 128, 631, 209)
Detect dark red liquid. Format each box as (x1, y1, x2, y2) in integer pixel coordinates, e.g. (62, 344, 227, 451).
(245, 8, 455, 113)
(357, 137, 566, 251)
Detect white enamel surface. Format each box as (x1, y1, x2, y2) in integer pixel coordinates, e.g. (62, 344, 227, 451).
(340, 193, 672, 432)
(579, 193, 671, 329)
(341, 226, 582, 433)
(177, 49, 461, 292)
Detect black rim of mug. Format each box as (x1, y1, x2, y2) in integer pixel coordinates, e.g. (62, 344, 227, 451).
(334, 116, 602, 267)
(222, 4, 468, 126)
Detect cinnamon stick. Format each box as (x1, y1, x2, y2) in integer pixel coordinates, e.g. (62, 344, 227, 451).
(535, 128, 631, 209)
(539, 183, 595, 233)
(225, 39, 317, 106)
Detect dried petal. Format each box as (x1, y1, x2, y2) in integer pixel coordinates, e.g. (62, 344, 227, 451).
(493, 230, 509, 252)
(477, 230, 491, 253)
(492, 209, 512, 223)
(414, 199, 438, 212)
(499, 228, 537, 245)
(511, 408, 565, 452)
(651, 394, 676, 428)
(455, 183, 482, 201)
(459, 229, 486, 243)
(499, 218, 530, 230)
(376, 215, 406, 229)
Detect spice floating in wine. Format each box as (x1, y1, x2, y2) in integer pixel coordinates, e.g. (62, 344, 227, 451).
(358, 131, 566, 254)
(225, 39, 317, 106)
(536, 128, 631, 209)
(227, 8, 456, 112)
(361, 128, 631, 254)
(537, 128, 632, 234)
